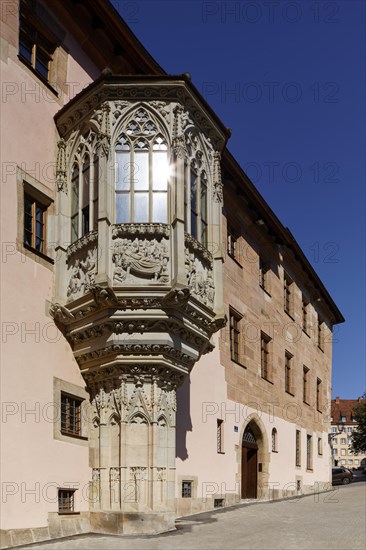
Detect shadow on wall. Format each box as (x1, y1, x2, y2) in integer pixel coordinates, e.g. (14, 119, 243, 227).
(176, 375, 192, 460)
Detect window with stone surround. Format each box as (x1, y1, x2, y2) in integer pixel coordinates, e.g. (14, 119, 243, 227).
(20, 174, 53, 264)
(182, 481, 192, 498)
(272, 428, 278, 452)
(316, 378, 322, 412)
(318, 437, 323, 456)
(317, 318, 324, 351)
(303, 366, 309, 404)
(260, 332, 271, 381)
(306, 434, 313, 470)
(296, 430, 301, 467)
(283, 272, 294, 317)
(285, 351, 293, 395)
(302, 297, 309, 334)
(259, 258, 270, 293)
(227, 224, 239, 262)
(229, 308, 244, 365)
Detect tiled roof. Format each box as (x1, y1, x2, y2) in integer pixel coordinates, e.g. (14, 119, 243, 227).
(331, 398, 365, 424)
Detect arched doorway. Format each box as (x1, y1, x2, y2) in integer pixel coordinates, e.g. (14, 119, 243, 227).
(241, 425, 258, 498)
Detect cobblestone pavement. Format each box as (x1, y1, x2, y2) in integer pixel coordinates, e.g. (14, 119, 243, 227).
(21, 482, 366, 550)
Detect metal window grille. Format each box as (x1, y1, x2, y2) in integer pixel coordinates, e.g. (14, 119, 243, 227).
(61, 393, 82, 436)
(58, 489, 75, 513)
(182, 481, 192, 498)
(217, 419, 224, 453)
(296, 430, 301, 467)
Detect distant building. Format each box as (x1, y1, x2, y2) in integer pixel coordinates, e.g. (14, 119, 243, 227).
(331, 397, 366, 468)
(1, 0, 344, 547)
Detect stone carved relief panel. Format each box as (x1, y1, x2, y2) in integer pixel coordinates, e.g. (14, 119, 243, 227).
(185, 248, 214, 308)
(67, 247, 98, 302)
(112, 224, 170, 285)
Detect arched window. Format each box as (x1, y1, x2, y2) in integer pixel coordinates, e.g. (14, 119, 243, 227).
(82, 155, 90, 236)
(70, 135, 99, 243)
(71, 163, 79, 243)
(115, 109, 169, 224)
(272, 428, 278, 452)
(184, 151, 208, 247)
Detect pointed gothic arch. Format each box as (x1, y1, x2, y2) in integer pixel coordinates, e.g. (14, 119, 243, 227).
(239, 414, 270, 500)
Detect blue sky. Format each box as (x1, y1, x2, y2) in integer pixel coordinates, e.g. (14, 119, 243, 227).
(113, 0, 365, 399)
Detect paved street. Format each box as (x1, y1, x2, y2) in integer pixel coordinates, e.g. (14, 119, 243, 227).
(22, 482, 365, 550)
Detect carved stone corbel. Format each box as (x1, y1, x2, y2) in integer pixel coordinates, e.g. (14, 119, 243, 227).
(89, 285, 118, 307)
(49, 302, 74, 324)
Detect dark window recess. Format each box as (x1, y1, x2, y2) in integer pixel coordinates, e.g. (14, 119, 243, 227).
(214, 499, 224, 508)
(24, 194, 47, 254)
(261, 333, 270, 380)
(227, 226, 238, 260)
(61, 393, 82, 436)
(230, 311, 241, 363)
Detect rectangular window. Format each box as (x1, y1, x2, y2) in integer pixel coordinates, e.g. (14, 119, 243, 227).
(284, 273, 292, 316)
(19, 0, 56, 83)
(316, 378, 322, 412)
(58, 489, 75, 513)
(285, 351, 293, 394)
(341, 449, 346, 456)
(182, 481, 192, 498)
(24, 193, 47, 254)
(227, 225, 238, 260)
(303, 366, 309, 404)
(340, 438, 346, 444)
(217, 419, 224, 453)
(318, 438, 323, 456)
(332, 448, 337, 455)
(307, 435, 313, 470)
(259, 259, 270, 293)
(302, 298, 308, 333)
(317, 319, 324, 351)
(296, 430, 301, 467)
(61, 393, 82, 436)
(229, 309, 242, 364)
(261, 332, 271, 381)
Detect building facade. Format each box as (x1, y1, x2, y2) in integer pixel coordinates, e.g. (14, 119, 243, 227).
(331, 397, 366, 468)
(0, 1, 344, 547)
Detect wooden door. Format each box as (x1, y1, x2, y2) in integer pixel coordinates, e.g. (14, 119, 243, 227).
(242, 425, 258, 499)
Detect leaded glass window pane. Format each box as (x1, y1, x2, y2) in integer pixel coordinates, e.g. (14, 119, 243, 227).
(152, 192, 167, 223)
(116, 194, 130, 224)
(134, 193, 148, 222)
(152, 150, 168, 190)
(116, 151, 130, 191)
(133, 148, 149, 191)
